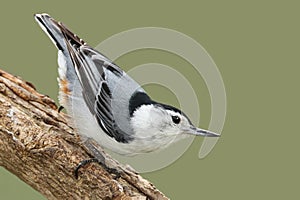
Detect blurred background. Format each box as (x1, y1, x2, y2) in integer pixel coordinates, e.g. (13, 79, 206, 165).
(0, 1, 299, 199)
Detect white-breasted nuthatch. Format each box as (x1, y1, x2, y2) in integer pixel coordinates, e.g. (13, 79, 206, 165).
(34, 13, 219, 156)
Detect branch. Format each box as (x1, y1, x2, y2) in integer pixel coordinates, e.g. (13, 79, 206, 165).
(0, 69, 169, 200)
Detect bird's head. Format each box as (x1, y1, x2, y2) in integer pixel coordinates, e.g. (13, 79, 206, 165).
(130, 103, 219, 145)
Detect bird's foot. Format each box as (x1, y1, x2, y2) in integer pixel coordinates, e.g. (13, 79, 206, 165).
(74, 158, 121, 179)
(58, 105, 64, 113)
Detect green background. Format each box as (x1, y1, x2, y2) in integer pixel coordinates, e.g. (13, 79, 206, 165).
(0, 1, 299, 199)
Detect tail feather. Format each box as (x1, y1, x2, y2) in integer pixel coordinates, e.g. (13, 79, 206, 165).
(34, 13, 66, 51)
(34, 13, 80, 108)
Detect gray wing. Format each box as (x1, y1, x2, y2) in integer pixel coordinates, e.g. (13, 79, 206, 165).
(59, 23, 135, 143)
(35, 13, 146, 143)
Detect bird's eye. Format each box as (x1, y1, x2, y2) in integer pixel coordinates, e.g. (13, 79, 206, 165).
(172, 116, 181, 124)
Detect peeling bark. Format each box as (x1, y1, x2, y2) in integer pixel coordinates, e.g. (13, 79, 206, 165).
(0, 69, 169, 200)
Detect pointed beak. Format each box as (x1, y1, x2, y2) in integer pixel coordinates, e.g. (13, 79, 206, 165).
(187, 126, 220, 137)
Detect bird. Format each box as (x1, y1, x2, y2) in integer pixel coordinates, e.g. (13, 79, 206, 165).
(34, 13, 219, 157)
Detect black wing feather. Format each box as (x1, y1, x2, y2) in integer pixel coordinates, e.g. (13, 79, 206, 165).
(57, 22, 133, 143)
(94, 81, 133, 143)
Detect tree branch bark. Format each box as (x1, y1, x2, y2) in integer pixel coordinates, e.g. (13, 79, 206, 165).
(0, 69, 169, 200)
